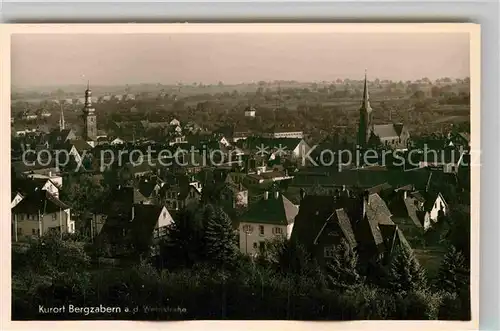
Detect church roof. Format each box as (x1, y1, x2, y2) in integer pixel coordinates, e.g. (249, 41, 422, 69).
(372, 124, 401, 139)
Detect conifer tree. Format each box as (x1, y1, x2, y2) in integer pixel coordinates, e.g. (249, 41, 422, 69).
(436, 245, 469, 294)
(162, 207, 205, 268)
(204, 207, 239, 267)
(388, 246, 428, 293)
(325, 239, 363, 291)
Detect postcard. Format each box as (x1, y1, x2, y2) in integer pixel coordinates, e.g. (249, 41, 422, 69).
(1, 23, 480, 330)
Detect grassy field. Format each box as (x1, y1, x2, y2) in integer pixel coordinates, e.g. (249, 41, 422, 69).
(414, 246, 447, 279)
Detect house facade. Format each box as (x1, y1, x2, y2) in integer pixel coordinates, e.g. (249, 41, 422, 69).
(11, 190, 74, 242)
(238, 191, 298, 256)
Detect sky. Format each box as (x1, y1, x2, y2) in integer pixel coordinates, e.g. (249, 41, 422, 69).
(11, 33, 470, 87)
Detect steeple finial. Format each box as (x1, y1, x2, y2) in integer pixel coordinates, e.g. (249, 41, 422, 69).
(87, 80, 90, 91)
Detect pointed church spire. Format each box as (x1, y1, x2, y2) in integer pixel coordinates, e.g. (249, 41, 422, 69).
(362, 69, 372, 112)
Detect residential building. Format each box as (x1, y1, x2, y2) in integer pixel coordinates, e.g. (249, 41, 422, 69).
(263, 131, 304, 139)
(424, 192, 448, 222)
(158, 175, 202, 211)
(244, 105, 256, 117)
(238, 191, 298, 255)
(291, 192, 411, 266)
(11, 189, 74, 242)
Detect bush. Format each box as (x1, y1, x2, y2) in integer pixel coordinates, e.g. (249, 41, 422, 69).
(394, 290, 442, 320)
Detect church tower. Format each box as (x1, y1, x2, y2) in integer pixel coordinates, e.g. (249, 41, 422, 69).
(82, 81, 97, 141)
(357, 70, 373, 148)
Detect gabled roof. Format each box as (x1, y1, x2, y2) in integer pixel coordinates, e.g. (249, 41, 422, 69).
(291, 195, 340, 248)
(69, 139, 92, 153)
(358, 193, 395, 251)
(12, 177, 57, 196)
(423, 191, 447, 211)
(12, 189, 69, 214)
(48, 128, 74, 145)
(239, 193, 298, 226)
(131, 204, 165, 231)
(367, 182, 393, 195)
(314, 208, 357, 247)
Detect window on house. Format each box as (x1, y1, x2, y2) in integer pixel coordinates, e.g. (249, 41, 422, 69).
(324, 246, 335, 258)
(242, 224, 253, 234)
(259, 225, 264, 236)
(272, 227, 283, 235)
(52, 214, 57, 221)
(32, 228, 36, 235)
(259, 242, 265, 250)
(253, 242, 258, 249)
(163, 211, 167, 218)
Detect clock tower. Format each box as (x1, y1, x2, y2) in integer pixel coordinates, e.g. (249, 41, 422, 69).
(82, 81, 97, 141)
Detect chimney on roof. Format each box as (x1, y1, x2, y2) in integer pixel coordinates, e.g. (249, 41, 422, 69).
(403, 190, 408, 200)
(131, 204, 135, 222)
(299, 188, 305, 201)
(264, 191, 269, 200)
(274, 191, 280, 199)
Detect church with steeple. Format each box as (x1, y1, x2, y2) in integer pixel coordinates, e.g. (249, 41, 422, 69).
(357, 71, 410, 150)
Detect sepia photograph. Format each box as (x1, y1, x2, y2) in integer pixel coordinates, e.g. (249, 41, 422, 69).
(5, 23, 479, 325)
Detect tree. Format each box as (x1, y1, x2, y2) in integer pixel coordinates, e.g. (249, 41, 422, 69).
(60, 173, 105, 234)
(445, 206, 471, 262)
(435, 245, 469, 294)
(161, 207, 206, 268)
(388, 246, 428, 293)
(325, 239, 363, 291)
(204, 207, 239, 267)
(23, 233, 91, 277)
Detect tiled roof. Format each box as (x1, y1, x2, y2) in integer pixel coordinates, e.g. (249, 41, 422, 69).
(239, 193, 298, 226)
(358, 193, 395, 251)
(291, 195, 340, 249)
(12, 189, 69, 214)
(335, 208, 357, 248)
(367, 182, 393, 195)
(12, 177, 54, 196)
(403, 198, 425, 228)
(372, 124, 400, 139)
(70, 139, 92, 153)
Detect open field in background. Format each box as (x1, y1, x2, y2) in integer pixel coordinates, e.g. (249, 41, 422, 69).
(414, 246, 447, 279)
